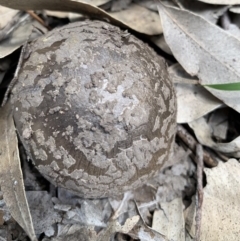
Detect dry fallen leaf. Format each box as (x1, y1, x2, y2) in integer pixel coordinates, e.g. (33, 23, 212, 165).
(179, 0, 228, 24)
(189, 117, 240, 157)
(64, 200, 107, 227)
(0, 6, 19, 29)
(185, 159, 240, 241)
(110, 3, 162, 35)
(0, 103, 37, 241)
(158, 4, 240, 113)
(152, 198, 185, 241)
(208, 108, 228, 140)
(26, 191, 61, 235)
(151, 35, 172, 55)
(97, 216, 140, 241)
(230, 5, 240, 13)
(0, 0, 163, 36)
(55, 224, 98, 241)
(130, 222, 167, 241)
(169, 64, 222, 123)
(197, 0, 240, 4)
(44, 0, 110, 18)
(0, 0, 147, 35)
(0, 0, 131, 30)
(0, 15, 47, 58)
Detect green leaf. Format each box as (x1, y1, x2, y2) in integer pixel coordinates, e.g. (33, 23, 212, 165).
(204, 82, 240, 91)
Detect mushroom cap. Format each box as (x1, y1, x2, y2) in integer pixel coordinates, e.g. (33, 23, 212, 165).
(11, 20, 176, 198)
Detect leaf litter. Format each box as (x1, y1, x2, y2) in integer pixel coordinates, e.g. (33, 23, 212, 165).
(158, 3, 240, 113)
(0, 103, 37, 241)
(169, 63, 223, 123)
(189, 116, 240, 157)
(0, 0, 240, 240)
(185, 159, 240, 241)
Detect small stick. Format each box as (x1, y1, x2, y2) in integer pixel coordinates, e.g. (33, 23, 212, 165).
(2, 39, 29, 106)
(195, 144, 204, 241)
(26, 10, 51, 30)
(177, 125, 218, 167)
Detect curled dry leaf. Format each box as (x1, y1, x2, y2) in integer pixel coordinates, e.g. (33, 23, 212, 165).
(158, 4, 240, 113)
(189, 116, 240, 157)
(185, 159, 240, 240)
(169, 64, 222, 123)
(0, 0, 130, 30)
(0, 0, 160, 35)
(0, 103, 37, 241)
(45, 0, 110, 18)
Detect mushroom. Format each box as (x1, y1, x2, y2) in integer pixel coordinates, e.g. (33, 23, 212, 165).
(11, 20, 176, 198)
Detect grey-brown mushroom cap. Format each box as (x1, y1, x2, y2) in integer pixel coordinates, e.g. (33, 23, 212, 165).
(11, 20, 176, 198)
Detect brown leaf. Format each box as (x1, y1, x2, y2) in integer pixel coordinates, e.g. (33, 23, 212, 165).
(0, 102, 37, 241)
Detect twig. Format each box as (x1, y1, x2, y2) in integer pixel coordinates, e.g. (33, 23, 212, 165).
(26, 10, 51, 30)
(177, 124, 218, 167)
(2, 39, 29, 106)
(195, 144, 204, 241)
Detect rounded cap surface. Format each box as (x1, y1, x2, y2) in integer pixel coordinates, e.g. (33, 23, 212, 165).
(11, 20, 176, 198)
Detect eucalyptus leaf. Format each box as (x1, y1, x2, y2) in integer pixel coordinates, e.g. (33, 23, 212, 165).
(185, 159, 240, 240)
(158, 4, 240, 113)
(169, 64, 222, 123)
(0, 0, 128, 30)
(197, 0, 240, 4)
(0, 103, 37, 241)
(110, 3, 162, 35)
